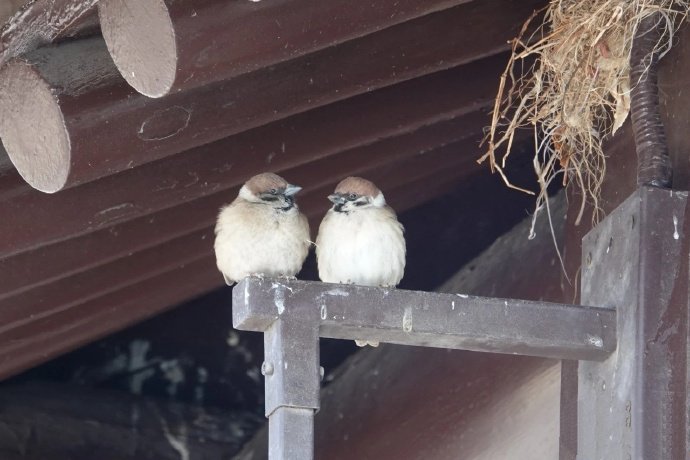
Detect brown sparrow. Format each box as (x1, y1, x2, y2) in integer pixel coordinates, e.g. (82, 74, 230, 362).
(316, 177, 406, 346)
(214, 173, 310, 285)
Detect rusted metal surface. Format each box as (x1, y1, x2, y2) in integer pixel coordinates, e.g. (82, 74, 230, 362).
(0, 0, 537, 193)
(98, 0, 471, 97)
(234, 278, 615, 361)
(0, 56, 504, 258)
(577, 187, 689, 459)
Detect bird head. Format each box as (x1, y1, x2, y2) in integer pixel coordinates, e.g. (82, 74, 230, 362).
(239, 172, 302, 211)
(328, 177, 385, 213)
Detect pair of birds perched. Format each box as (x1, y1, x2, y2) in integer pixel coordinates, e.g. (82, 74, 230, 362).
(214, 173, 406, 341)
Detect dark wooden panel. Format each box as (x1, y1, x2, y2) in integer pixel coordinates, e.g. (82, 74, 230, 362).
(0, 229, 214, 332)
(0, 134, 481, 315)
(0, 56, 505, 257)
(0, 157, 481, 379)
(99, 0, 470, 96)
(0, 121, 487, 300)
(0, 257, 220, 379)
(0, 0, 539, 192)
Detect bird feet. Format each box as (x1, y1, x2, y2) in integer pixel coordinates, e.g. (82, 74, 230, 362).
(355, 340, 380, 348)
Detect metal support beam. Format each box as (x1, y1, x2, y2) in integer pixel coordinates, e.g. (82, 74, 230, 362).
(234, 278, 616, 362)
(233, 263, 617, 459)
(575, 187, 690, 459)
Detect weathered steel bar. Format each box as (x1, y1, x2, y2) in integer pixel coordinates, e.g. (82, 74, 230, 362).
(268, 408, 315, 460)
(0, 0, 537, 192)
(233, 278, 616, 361)
(575, 187, 689, 459)
(98, 0, 470, 97)
(263, 317, 319, 460)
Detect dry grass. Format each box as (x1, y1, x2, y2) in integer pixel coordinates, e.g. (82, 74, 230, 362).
(480, 0, 690, 225)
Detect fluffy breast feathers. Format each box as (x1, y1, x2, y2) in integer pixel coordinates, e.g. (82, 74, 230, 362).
(316, 205, 405, 287)
(214, 199, 310, 284)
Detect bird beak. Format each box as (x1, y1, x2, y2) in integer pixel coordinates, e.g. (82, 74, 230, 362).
(284, 184, 302, 196)
(328, 193, 345, 204)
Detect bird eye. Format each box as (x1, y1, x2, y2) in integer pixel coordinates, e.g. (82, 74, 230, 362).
(348, 193, 357, 201)
(270, 188, 278, 195)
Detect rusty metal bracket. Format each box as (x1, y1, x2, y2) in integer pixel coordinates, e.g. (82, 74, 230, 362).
(233, 276, 617, 459)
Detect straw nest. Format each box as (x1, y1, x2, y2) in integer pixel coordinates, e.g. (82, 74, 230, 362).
(480, 0, 690, 225)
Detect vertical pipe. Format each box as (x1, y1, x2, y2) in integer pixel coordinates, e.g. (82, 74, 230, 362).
(630, 12, 672, 188)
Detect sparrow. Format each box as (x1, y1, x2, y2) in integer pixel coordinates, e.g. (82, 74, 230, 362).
(214, 172, 310, 285)
(316, 177, 406, 347)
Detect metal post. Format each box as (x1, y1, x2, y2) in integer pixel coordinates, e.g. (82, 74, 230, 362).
(233, 270, 618, 458)
(262, 315, 320, 460)
(268, 407, 315, 460)
(576, 187, 689, 459)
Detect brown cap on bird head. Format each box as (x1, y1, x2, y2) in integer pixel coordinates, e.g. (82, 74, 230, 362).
(245, 172, 290, 195)
(244, 172, 302, 199)
(334, 176, 381, 198)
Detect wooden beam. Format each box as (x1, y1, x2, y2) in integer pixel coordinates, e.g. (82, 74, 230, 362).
(0, 133, 482, 311)
(0, 257, 220, 379)
(98, 0, 471, 97)
(0, 0, 98, 66)
(0, 55, 504, 257)
(0, 122, 489, 300)
(0, 160, 480, 379)
(0, 0, 540, 192)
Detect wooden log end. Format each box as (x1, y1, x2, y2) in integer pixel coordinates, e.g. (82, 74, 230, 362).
(98, 0, 177, 98)
(0, 60, 71, 193)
